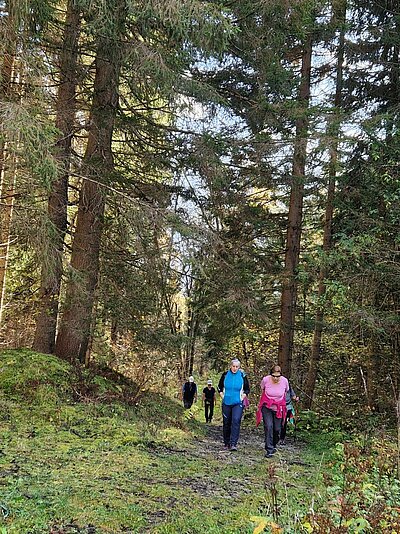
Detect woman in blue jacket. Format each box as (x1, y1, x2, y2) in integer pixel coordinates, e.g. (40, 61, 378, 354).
(217, 359, 250, 451)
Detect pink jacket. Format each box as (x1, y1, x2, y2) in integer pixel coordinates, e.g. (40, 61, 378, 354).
(256, 391, 287, 426)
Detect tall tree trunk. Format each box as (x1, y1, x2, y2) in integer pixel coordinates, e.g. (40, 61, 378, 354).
(304, 1, 346, 408)
(278, 36, 312, 377)
(180, 276, 201, 381)
(186, 307, 199, 376)
(0, 3, 17, 326)
(0, 155, 17, 327)
(365, 329, 381, 410)
(55, 2, 125, 362)
(33, 0, 82, 353)
(303, 173, 336, 407)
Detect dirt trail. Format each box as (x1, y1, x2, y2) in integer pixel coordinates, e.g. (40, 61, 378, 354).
(156, 420, 310, 509)
(195, 421, 307, 467)
(144, 419, 310, 531)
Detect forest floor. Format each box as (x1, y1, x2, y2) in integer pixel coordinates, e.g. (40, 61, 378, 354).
(1, 349, 399, 534)
(141, 417, 314, 533)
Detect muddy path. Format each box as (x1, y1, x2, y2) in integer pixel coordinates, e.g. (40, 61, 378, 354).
(140, 412, 313, 533)
(151, 418, 309, 502)
(194, 421, 307, 467)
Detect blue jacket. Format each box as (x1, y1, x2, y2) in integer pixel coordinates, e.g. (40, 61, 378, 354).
(218, 370, 250, 406)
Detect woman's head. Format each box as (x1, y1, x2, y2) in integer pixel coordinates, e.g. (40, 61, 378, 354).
(270, 365, 281, 382)
(230, 358, 241, 373)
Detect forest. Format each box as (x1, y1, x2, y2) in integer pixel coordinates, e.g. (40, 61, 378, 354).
(0, 0, 399, 532)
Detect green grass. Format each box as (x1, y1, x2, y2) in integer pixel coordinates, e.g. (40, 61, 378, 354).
(0, 349, 399, 533)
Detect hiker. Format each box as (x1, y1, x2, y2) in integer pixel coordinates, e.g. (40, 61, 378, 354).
(202, 379, 216, 423)
(256, 364, 289, 458)
(279, 382, 299, 445)
(182, 376, 197, 409)
(218, 358, 250, 451)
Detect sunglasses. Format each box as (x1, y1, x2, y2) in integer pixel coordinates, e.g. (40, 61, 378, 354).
(271, 374, 281, 378)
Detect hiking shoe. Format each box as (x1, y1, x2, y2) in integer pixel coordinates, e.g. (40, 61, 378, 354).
(265, 452, 274, 458)
(230, 446, 238, 451)
(223, 445, 230, 450)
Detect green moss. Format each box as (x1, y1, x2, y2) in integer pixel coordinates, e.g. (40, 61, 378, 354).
(0, 349, 70, 399)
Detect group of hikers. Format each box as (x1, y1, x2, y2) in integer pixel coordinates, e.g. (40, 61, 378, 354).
(182, 376, 217, 423)
(181, 359, 298, 458)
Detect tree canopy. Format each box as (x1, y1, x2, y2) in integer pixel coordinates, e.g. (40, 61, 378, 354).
(0, 0, 399, 414)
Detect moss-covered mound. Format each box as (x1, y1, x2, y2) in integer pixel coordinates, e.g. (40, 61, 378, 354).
(0, 349, 204, 533)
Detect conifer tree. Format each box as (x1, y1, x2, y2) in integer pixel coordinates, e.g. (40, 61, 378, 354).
(331, 0, 400, 407)
(33, 0, 82, 354)
(278, 31, 313, 377)
(0, 0, 18, 324)
(0, 0, 58, 331)
(55, 0, 126, 362)
(54, 0, 235, 362)
(186, 0, 321, 373)
(304, 0, 347, 407)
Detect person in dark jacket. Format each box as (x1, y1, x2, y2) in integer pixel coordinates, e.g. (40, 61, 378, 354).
(217, 359, 250, 451)
(202, 380, 216, 423)
(279, 382, 299, 445)
(182, 376, 197, 409)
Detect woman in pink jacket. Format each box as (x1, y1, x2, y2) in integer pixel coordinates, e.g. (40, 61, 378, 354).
(256, 364, 289, 458)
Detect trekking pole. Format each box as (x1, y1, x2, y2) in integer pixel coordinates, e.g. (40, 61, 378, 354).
(293, 401, 299, 443)
(291, 383, 337, 418)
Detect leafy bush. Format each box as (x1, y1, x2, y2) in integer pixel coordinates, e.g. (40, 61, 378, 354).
(304, 440, 400, 532)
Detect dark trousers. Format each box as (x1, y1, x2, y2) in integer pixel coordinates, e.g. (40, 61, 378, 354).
(262, 406, 282, 454)
(205, 401, 214, 422)
(280, 409, 292, 441)
(183, 398, 194, 409)
(222, 403, 243, 447)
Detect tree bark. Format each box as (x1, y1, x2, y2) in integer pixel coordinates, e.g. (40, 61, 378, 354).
(55, 2, 125, 362)
(303, 2, 346, 408)
(187, 308, 199, 376)
(179, 297, 198, 380)
(0, 157, 17, 327)
(0, 3, 17, 326)
(278, 36, 312, 377)
(33, 0, 81, 353)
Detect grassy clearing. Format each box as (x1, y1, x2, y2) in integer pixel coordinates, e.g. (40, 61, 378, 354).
(0, 350, 399, 533)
